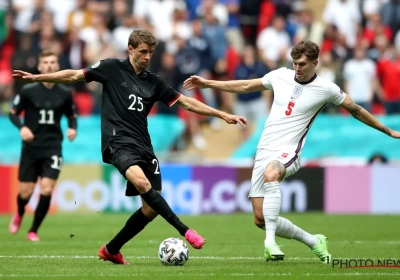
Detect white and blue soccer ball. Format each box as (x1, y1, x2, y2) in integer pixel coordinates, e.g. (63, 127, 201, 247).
(158, 237, 189, 266)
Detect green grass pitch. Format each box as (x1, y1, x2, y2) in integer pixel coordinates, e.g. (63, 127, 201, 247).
(0, 213, 399, 279)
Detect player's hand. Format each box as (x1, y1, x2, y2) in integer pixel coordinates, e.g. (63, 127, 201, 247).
(67, 128, 77, 141)
(183, 75, 208, 91)
(221, 113, 248, 127)
(20, 126, 34, 142)
(12, 70, 36, 83)
(388, 129, 400, 139)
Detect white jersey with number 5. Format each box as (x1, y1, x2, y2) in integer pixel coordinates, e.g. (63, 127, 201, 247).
(259, 67, 346, 156)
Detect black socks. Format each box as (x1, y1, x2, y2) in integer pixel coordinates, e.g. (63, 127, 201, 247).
(17, 194, 29, 217)
(140, 188, 189, 236)
(29, 194, 51, 233)
(106, 208, 152, 254)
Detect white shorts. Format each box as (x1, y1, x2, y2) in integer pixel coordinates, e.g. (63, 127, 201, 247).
(248, 149, 301, 198)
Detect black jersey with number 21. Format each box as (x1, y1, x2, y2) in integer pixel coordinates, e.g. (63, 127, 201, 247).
(11, 83, 76, 155)
(83, 58, 181, 163)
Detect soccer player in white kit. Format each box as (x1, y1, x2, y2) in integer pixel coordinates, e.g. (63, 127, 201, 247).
(183, 40, 400, 263)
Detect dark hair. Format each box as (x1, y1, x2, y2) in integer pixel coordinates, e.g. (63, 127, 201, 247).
(290, 40, 320, 60)
(39, 50, 58, 59)
(128, 29, 158, 48)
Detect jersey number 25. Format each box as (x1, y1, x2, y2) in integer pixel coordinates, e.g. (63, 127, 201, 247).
(285, 101, 295, 116)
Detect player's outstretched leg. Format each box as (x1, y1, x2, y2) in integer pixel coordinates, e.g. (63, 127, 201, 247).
(127, 166, 205, 249)
(9, 186, 32, 234)
(275, 217, 331, 264)
(263, 181, 284, 261)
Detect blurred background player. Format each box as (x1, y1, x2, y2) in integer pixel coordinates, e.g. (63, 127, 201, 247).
(183, 40, 400, 263)
(8, 50, 77, 241)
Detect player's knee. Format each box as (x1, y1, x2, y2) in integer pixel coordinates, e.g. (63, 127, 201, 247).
(264, 161, 285, 182)
(20, 183, 35, 199)
(263, 170, 280, 182)
(40, 185, 53, 196)
(20, 188, 33, 199)
(132, 177, 151, 194)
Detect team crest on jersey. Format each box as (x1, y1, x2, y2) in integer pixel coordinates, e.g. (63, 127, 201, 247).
(133, 85, 139, 93)
(291, 86, 303, 100)
(13, 95, 20, 105)
(91, 61, 100, 69)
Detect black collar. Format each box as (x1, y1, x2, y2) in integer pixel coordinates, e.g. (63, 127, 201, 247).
(294, 73, 317, 85)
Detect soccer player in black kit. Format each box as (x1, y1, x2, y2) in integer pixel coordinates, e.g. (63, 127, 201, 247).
(13, 30, 247, 264)
(9, 50, 77, 241)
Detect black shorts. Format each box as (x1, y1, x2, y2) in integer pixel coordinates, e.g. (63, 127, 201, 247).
(18, 150, 62, 182)
(104, 143, 162, 196)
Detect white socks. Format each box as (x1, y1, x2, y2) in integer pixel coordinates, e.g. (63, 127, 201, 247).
(262, 181, 317, 249)
(276, 216, 317, 248)
(263, 182, 281, 245)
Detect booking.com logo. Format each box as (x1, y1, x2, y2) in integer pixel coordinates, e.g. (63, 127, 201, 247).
(331, 258, 400, 269)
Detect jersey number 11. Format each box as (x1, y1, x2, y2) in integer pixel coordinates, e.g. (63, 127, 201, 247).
(39, 109, 55, 124)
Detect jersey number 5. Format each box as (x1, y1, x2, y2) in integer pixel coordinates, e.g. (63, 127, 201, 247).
(285, 101, 295, 116)
(128, 94, 143, 111)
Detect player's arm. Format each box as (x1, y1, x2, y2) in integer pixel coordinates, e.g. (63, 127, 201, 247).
(12, 69, 85, 84)
(183, 75, 266, 94)
(340, 94, 400, 138)
(9, 92, 35, 142)
(176, 95, 248, 126)
(64, 92, 78, 142)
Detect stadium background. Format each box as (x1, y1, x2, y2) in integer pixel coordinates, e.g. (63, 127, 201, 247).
(0, 0, 399, 217)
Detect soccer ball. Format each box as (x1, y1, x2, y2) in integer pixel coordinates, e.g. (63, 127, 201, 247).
(158, 237, 189, 266)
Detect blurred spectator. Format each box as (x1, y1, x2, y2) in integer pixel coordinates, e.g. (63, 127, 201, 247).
(197, 0, 228, 26)
(12, 0, 36, 45)
(45, 0, 77, 33)
(64, 26, 87, 92)
(294, 9, 325, 46)
(257, 15, 290, 70)
(381, 0, 400, 39)
(233, 44, 269, 140)
(361, 12, 392, 49)
(134, 0, 185, 42)
(174, 35, 214, 150)
(219, 0, 244, 53)
(156, 52, 179, 116)
(11, 34, 39, 93)
(317, 51, 338, 84)
(343, 46, 376, 112)
(376, 45, 400, 114)
(202, 8, 227, 64)
(239, 0, 263, 45)
(67, 0, 91, 33)
(323, 0, 361, 48)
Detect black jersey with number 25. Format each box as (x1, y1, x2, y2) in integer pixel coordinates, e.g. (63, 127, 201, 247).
(11, 83, 76, 154)
(83, 58, 181, 163)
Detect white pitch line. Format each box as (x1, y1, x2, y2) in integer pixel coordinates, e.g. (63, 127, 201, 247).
(0, 255, 316, 260)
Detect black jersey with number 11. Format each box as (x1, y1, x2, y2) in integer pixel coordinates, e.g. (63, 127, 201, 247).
(83, 58, 181, 163)
(11, 83, 76, 155)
